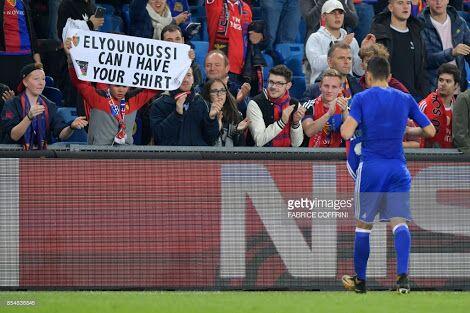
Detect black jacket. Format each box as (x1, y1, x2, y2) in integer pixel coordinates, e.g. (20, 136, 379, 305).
(370, 10, 430, 100)
(149, 91, 219, 146)
(57, 0, 96, 40)
(0, 0, 38, 54)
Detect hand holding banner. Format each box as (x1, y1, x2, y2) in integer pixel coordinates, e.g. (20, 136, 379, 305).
(66, 29, 192, 90)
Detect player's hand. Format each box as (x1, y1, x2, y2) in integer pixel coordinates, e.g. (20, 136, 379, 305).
(89, 15, 105, 30)
(281, 105, 295, 125)
(452, 43, 470, 56)
(188, 49, 195, 61)
(27, 104, 45, 119)
(342, 33, 355, 46)
(70, 116, 88, 130)
(292, 106, 306, 124)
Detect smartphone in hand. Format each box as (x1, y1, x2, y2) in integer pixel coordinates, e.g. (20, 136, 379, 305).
(95, 7, 106, 19)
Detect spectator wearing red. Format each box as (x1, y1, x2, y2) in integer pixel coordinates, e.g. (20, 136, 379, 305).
(418, 63, 460, 148)
(64, 37, 159, 145)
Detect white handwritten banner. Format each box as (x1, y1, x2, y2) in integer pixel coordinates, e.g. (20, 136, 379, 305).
(66, 29, 192, 90)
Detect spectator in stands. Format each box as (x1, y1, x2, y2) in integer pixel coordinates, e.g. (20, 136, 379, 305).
(370, 0, 430, 101)
(150, 67, 221, 146)
(57, 0, 104, 40)
(304, 42, 364, 101)
(454, 88, 470, 153)
(305, 0, 367, 85)
(0, 0, 41, 91)
(1, 63, 87, 149)
(300, 0, 358, 39)
(129, 0, 190, 40)
(260, 0, 301, 53)
(302, 69, 348, 147)
(201, 78, 250, 146)
(64, 38, 160, 145)
(205, 0, 264, 89)
(203, 50, 251, 115)
(358, 43, 409, 92)
(49, 0, 61, 41)
(419, 0, 470, 91)
(353, 0, 376, 44)
(246, 65, 306, 147)
(57, 0, 104, 114)
(418, 63, 460, 148)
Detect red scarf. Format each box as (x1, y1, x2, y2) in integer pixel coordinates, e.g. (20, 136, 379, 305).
(308, 96, 343, 148)
(214, 0, 242, 54)
(419, 91, 454, 148)
(268, 89, 292, 147)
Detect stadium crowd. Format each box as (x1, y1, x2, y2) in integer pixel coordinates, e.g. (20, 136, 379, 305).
(0, 0, 469, 152)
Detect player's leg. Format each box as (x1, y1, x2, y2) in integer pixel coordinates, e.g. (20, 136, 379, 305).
(342, 162, 382, 293)
(382, 161, 412, 293)
(390, 218, 411, 294)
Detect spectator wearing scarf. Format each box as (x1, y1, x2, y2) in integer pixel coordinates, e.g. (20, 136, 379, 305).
(1, 63, 87, 149)
(246, 65, 306, 147)
(303, 69, 349, 148)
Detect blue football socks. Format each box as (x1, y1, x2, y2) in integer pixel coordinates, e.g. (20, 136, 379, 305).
(354, 228, 371, 281)
(393, 223, 411, 276)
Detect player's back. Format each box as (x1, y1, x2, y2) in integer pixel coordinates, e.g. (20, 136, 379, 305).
(351, 87, 415, 162)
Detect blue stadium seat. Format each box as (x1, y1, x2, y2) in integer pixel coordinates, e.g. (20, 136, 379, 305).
(43, 87, 63, 107)
(122, 4, 130, 34)
(252, 7, 261, 20)
(262, 53, 274, 83)
(192, 40, 209, 71)
(274, 43, 304, 64)
(100, 15, 124, 33)
(189, 6, 205, 18)
(96, 4, 115, 15)
(296, 18, 307, 43)
(56, 107, 88, 143)
(284, 57, 303, 76)
(45, 76, 54, 88)
(290, 76, 306, 100)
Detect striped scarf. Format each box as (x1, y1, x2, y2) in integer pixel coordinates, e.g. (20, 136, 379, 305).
(268, 89, 292, 147)
(20, 92, 49, 150)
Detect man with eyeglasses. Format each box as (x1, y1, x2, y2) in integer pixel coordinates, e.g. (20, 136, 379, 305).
(246, 65, 306, 147)
(305, 0, 372, 85)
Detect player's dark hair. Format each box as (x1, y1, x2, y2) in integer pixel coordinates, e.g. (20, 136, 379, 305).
(366, 56, 390, 81)
(269, 64, 293, 83)
(437, 63, 461, 85)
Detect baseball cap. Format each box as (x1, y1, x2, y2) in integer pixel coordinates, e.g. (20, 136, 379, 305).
(17, 63, 44, 93)
(321, 0, 345, 14)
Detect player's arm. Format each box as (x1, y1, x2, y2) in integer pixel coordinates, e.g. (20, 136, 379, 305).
(405, 124, 436, 138)
(340, 116, 358, 140)
(407, 96, 436, 138)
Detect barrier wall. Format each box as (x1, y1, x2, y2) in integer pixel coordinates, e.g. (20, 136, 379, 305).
(0, 147, 469, 290)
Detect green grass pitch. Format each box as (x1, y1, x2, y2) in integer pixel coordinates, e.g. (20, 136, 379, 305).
(1, 291, 469, 313)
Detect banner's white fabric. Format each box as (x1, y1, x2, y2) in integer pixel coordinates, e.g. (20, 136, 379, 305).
(65, 29, 192, 90)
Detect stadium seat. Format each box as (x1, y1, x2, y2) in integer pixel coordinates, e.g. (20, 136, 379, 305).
(290, 76, 306, 100)
(45, 76, 54, 88)
(96, 4, 115, 15)
(42, 87, 64, 107)
(192, 41, 209, 71)
(122, 4, 131, 34)
(296, 18, 307, 43)
(274, 43, 304, 64)
(284, 57, 303, 76)
(100, 15, 124, 33)
(56, 107, 88, 143)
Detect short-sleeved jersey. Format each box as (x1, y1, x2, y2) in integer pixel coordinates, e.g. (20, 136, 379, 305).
(349, 87, 431, 162)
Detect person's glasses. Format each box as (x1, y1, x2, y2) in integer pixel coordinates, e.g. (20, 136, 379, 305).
(268, 80, 288, 87)
(209, 88, 227, 96)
